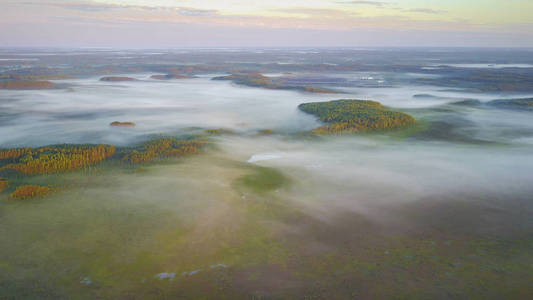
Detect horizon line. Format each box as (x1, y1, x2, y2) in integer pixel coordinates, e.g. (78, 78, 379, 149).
(1, 46, 533, 50)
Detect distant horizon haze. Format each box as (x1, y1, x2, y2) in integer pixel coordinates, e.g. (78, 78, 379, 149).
(1, 0, 532, 47)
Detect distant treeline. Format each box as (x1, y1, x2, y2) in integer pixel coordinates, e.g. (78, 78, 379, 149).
(213, 73, 337, 94)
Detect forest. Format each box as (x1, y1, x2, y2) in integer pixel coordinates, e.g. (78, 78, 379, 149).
(0, 80, 55, 90)
(212, 73, 336, 94)
(10, 185, 51, 200)
(121, 138, 206, 163)
(0, 178, 7, 193)
(0, 138, 206, 199)
(298, 99, 416, 134)
(487, 98, 533, 110)
(0, 145, 116, 175)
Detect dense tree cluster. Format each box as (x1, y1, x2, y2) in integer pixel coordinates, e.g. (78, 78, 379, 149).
(416, 69, 533, 93)
(259, 129, 274, 135)
(99, 76, 135, 82)
(0, 138, 206, 176)
(1, 145, 115, 175)
(0, 138, 205, 198)
(205, 129, 224, 135)
(214, 73, 277, 86)
(204, 128, 234, 135)
(0, 147, 34, 160)
(150, 74, 191, 80)
(0, 178, 7, 193)
(302, 86, 336, 93)
(213, 73, 336, 94)
(0, 147, 61, 161)
(298, 99, 416, 134)
(110, 121, 136, 127)
(0, 80, 54, 90)
(10, 185, 51, 200)
(0, 74, 72, 80)
(122, 138, 205, 163)
(487, 98, 533, 111)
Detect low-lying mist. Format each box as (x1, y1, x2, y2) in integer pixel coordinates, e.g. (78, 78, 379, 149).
(1, 52, 533, 298)
(0, 76, 328, 147)
(218, 134, 533, 235)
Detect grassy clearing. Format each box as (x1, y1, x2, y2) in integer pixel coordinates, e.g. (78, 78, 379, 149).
(236, 166, 290, 195)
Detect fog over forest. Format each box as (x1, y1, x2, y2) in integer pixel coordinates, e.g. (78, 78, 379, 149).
(1, 48, 532, 298)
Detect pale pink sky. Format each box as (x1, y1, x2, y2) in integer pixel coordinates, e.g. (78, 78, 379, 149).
(1, 0, 532, 47)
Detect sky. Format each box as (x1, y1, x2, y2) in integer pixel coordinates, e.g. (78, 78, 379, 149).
(1, 0, 532, 47)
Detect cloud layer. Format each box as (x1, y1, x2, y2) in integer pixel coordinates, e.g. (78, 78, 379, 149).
(1, 0, 532, 47)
